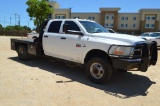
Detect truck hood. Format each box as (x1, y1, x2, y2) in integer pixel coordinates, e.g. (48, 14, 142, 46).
(90, 33, 145, 45)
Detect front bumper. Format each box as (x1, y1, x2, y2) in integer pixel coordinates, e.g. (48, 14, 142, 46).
(109, 42, 158, 72)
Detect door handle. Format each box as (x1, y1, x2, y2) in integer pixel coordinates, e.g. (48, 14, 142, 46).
(44, 36, 48, 38)
(60, 37, 66, 40)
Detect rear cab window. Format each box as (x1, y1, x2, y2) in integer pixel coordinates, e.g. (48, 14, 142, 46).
(48, 21, 62, 33)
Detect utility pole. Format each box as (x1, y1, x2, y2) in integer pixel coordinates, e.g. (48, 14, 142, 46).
(27, 21, 29, 28)
(10, 17, 12, 26)
(15, 14, 17, 26)
(4, 16, 5, 27)
(3, 16, 5, 36)
(69, 7, 72, 18)
(18, 15, 20, 26)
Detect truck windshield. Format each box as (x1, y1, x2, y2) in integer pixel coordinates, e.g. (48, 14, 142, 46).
(79, 21, 109, 33)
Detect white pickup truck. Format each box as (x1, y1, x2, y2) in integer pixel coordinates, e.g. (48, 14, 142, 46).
(11, 19, 158, 83)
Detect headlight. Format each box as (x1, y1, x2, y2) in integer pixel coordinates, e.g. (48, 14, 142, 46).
(109, 46, 133, 56)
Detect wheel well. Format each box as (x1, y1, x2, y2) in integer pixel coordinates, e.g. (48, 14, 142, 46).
(142, 38, 147, 40)
(84, 49, 112, 65)
(15, 43, 27, 51)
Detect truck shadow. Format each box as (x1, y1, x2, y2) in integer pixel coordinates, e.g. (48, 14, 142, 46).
(9, 57, 156, 99)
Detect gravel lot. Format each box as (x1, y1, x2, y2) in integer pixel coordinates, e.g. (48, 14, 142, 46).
(0, 36, 160, 106)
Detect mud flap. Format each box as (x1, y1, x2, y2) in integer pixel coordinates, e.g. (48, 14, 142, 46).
(139, 44, 149, 72)
(150, 41, 158, 65)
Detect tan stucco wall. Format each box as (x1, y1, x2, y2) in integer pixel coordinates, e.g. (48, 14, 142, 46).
(118, 13, 140, 30)
(48, 1, 60, 9)
(48, 1, 160, 33)
(104, 13, 114, 28)
(140, 11, 160, 21)
(52, 9, 71, 19)
(71, 13, 101, 23)
(139, 10, 160, 32)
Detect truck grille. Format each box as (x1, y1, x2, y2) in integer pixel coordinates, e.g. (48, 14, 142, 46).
(133, 44, 143, 56)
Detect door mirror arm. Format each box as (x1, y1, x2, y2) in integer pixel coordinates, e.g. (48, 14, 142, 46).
(67, 30, 84, 36)
(63, 24, 69, 33)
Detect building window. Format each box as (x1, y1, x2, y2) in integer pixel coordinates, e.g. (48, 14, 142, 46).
(55, 16, 59, 19)
(48, 13, 52, 18)
(133, 24, 136, 27)
(111, 16, 114, 20)
(106, 16, 109, 20)
(150, 24, 155, 28)
(152, 17, 155, 20)
(105, 23, 113, 28)
(56, 15, 66, 19)
(105, 23, 109, 27)
(121, 17, 128, 20)
(133, 17, 136, 20)
(121, 24, 124, 27)
(110, 23, 113, 27)
(146, 16, 150, 20)
(146, 24, 149, 27)
(62, 16, 65, 19)
(88, 16, 95, 20)
(73, 16, 79, 19)
(121, 17, 125, 20)
(121, 24, 128, 28)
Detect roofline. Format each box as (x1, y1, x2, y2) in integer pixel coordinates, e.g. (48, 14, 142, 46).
(119, 13, 139, 14)
(139, 8, 160, 12)
(71, 12, 100, 14)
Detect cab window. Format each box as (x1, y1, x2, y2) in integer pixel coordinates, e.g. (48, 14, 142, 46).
(48, 21, 62, 33)
(64, 21, 80, 31)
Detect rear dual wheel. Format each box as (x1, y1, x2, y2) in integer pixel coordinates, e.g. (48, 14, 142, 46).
(17, 45, 31, 60)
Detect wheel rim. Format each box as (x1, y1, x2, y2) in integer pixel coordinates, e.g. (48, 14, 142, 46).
(19, 47, 25, 59)
(90, 63, 104, 79)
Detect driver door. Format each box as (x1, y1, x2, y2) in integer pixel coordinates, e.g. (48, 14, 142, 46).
(59, 21, 83, 63)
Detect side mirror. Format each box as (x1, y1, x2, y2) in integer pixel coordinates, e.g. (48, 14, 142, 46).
(63, 24, 69, 33)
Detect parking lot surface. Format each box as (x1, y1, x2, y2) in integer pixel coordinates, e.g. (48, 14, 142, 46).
(0, 36, 160, 106)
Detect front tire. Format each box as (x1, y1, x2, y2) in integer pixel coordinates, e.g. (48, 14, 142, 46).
(85, 57, 113, 84)
(17, 45, 31, 60)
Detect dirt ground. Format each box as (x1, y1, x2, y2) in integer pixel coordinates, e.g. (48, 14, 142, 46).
(0, 36, 160, 106)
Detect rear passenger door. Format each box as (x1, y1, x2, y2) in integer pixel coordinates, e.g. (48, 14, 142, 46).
(43, 21, 62, 58)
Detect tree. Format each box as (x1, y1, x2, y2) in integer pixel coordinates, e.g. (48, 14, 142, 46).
(0, 24, 3, 30)
(23, 26, 31, 31)
(5, 25, 31, 31)
(26, 0, 53, 32)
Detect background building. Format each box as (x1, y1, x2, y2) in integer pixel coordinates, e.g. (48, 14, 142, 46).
(48, 1, 160, 34)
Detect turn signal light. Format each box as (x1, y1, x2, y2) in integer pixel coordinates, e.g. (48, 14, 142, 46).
(113, 50, 124, 55)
